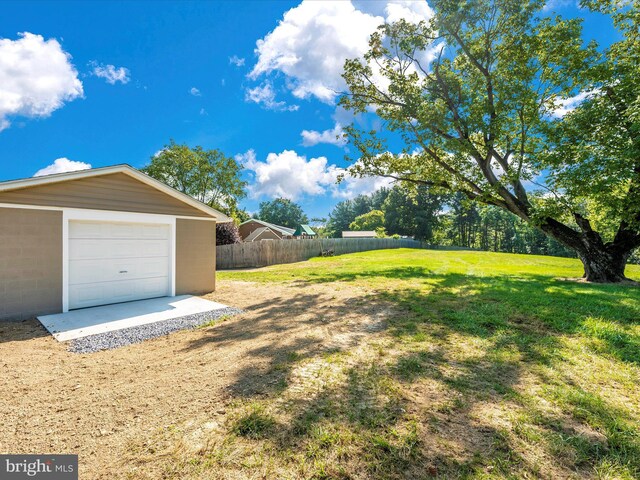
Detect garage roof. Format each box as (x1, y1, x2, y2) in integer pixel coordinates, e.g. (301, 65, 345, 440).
(294, 224, 316, 236)
(244, 226, 275, 242)
(240, 218, 296, 236)
(342, 231, 377, 238)
(0, 164, 232, 222)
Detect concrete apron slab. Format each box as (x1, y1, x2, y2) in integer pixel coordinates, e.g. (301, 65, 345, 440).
(38, 295, 229, 342)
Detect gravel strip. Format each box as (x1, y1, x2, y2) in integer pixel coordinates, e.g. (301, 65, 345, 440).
(68, 307, 242, 354)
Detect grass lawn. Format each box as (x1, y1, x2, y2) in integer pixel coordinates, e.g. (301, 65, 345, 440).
(210, 249, 640, 479)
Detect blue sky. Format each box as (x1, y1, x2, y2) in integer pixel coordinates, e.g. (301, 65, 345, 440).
(0, 0, 616, 219)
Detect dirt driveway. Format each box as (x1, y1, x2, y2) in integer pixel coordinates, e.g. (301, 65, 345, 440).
(0, 280, 386, 479)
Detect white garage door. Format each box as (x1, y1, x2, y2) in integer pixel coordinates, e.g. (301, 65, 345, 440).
(69, 220, 171, 310)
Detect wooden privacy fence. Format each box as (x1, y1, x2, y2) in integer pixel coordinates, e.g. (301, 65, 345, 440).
(216, 238, 424, 269)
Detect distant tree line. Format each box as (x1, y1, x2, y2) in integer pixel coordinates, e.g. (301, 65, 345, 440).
(325, 184, 581, 258)
(434, 194, 575, 257)
(141, 141, 638, 261)
(325, 185, 444, 241)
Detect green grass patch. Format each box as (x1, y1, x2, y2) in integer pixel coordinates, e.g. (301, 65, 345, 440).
(231, 403, 277, 439)
(197, 315, 230, 329)
(211, 249, 640, 478)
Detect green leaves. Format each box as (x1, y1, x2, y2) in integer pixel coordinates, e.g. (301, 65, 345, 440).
(339, 0, 640, 274)
(256, 198, 309, 229)
(349, 209, 386, 231)
(143, 140, 247, 217)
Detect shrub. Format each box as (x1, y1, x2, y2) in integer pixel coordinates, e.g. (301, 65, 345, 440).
(216, 222, 242, 245)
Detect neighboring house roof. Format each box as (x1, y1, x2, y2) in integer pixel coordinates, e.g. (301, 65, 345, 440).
(0, 164, 232, 222)
(244, 226, 279, 242)
(294, 224, 316, 236)
(240, 218, 295, 236)
(342, 231, 377, 238)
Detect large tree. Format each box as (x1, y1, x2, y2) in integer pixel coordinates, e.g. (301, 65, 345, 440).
(143, 140, 247, 218)
(325, 194, 375, 237)
(383, 184, 444, 240)
(340, 0, 640, 282)
(349, 209, 385, 231)
(256, 198, 309, 228)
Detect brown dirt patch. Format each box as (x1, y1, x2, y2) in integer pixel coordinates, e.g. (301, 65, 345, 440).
(0, 280, 387, 479)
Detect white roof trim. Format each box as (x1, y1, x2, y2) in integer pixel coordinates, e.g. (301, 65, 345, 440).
(0, 164, 232, 222)
(244, 226, 277, 242)
(240, 218, 295, 235)
(342, 231, 377, 237)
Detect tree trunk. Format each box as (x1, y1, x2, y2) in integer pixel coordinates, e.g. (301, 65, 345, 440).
(577, 247, 629, 283)
(540, 219, 633, 283)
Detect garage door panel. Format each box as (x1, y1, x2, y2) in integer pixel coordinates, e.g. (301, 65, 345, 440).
(138, 277, 170, 296)
(138, 224, 170, 239)
(70, 221, 171, 239)
(69, 220, 171, 310)
(70, 239, 106, 260)
(70, 284, 136, 308)
(69, 261, 108, 284)
(109, 260, 138, 281)
(143, 240, 169, 257)
(107, 285, 139, 304)
(69, 239, 169, 260)
(69, 259, 168, 284)
(69, 221, 108, 239)
(69, 284, 109, 308)
(110, 222, 139, 238)
(70, 239, 137, 260)
(113, 241, 140, 258)
(138, 259, 168, 277)
(70, 281, 143, 309)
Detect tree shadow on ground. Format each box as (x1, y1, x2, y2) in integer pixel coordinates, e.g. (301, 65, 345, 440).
(182, 290, 391, 400)
(184, 268, 639, 478)
(380, 272, 640, 364)
(290, 267, 639, 363)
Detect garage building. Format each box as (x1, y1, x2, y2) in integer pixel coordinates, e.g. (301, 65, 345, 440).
(0, 164, 230, 321)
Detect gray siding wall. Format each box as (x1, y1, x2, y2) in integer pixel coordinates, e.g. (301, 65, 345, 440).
(0, 208, 63, 321)
(176, 219, 216, 295)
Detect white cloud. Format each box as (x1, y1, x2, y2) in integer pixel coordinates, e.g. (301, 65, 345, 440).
(190, 87, 201, 96)
(239, 149, 338, 200)
(549, 90, 598, 118)
(249, 1, 381, 104)
(91, 63, 130, 85)
(543, 0, 576, 12)
(0, 32, 83, 131)
(248, 0, 434, 105)
(301, 123, 346, 147)
(333, 173, 394, 199)
(239, 148, 393, 200)
(229, 55, 245, 67)
(245, 81, 299, 111)
(384, 0, 434, 23)
(199, 107, 207, 116)
(34, 157, 91, 177)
